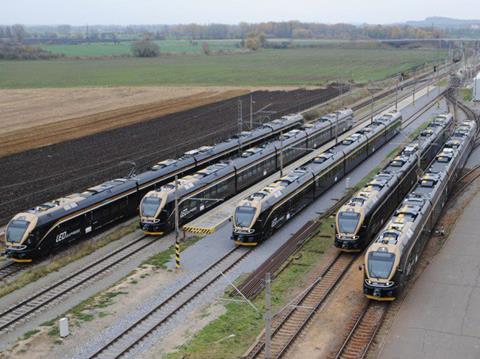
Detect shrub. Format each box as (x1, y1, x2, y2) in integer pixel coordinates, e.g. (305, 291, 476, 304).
(131, 39, 160, 57)
(0, 41, 61, 60)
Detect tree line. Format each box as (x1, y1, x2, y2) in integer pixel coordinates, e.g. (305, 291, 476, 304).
(2, 21, 476, 44)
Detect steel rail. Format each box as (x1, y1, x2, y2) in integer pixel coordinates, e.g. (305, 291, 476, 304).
(0, 235, 155, 332)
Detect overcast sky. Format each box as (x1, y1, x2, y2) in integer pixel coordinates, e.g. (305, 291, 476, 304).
(2, 0, 479, 25)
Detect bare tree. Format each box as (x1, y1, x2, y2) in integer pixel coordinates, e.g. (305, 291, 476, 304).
(57, 25, 71, 36)
(11, 24, 27, 43)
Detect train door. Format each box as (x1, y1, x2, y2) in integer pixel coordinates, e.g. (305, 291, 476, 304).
(295, 179, 315, 213)
(91, 197, 128, 231)
(84, 211, 94, 236)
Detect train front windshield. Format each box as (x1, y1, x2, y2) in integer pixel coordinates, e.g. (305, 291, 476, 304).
(234, 206, 256, 228)
(367, 252, 395, 279)
(141, 197, 161, 217)
(338, 212, 360, 234)
(6, 220, 29, 243)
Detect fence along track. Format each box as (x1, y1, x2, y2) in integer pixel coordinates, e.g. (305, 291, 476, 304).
(89, 247, 251, 358)
(0, 235, 155, 332)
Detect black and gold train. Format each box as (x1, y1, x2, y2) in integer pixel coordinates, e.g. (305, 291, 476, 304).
(335, 113, 454, 252)
(364, 119, 477, 301)
(232, 111, 402, 245)
(4, 114, 306, 261)
(138, 109, 354, 233)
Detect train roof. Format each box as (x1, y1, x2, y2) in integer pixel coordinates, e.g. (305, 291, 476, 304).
(337, 113, 454, 219)
(145, 111, 353, 205)
(367, 120, 476, 259)
(14, 176, 138, 227)
(319, 108, 354, 122)
(237, 111, 400, 212)
(10, 112, 308, 226)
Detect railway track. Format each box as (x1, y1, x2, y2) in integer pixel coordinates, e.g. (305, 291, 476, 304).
(244, 253, 357, 359)
(236, 90, 445, 302)
(334, 302, 388, 359)
(353, 62, 453, 126)
(88, 246, 250, 358)
(0, 261, 29, 282)
(445, 91, 480, 196)
(0, 70, 450, 343)
(354, 82, 430, 124)
(0, 235, 156, 333)
(452, 163, 480, 196)
(351, 62, 451, 115)
(241, 91, 447, 358)
(330, 93, 475, 359)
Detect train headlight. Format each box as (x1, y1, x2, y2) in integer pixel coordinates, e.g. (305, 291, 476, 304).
(233, 228, 255, 234)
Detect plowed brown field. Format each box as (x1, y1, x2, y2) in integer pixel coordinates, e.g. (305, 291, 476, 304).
(0, 87, 249, 157)
(0, 87, 338, 224)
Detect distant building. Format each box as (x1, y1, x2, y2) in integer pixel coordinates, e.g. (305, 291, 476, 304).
(475, 73, 480, 102)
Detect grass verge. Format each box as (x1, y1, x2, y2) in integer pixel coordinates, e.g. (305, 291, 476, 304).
(164, 219, 334, 359)
(39, 289, 129, 340)
(0, 221, 138, 299)
(163, 112, 438, 358)
(142, 235, 203, 269)
(303, 87, 371, 121)
(460, 88, 473, 102)
(22, 329, 40, 340)
(25, 234, 202, 344)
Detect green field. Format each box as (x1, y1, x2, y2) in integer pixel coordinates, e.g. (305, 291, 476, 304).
(0, 48, 446, 88)
(40, 39, 242, 57)
(39, 39, 390, 58)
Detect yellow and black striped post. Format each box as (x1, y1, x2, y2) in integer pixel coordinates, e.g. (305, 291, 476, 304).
(175, 240, 181, 269)
(174, 175, 181, 270)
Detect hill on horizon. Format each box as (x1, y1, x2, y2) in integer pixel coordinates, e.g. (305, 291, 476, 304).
(406, 16, 480, 29)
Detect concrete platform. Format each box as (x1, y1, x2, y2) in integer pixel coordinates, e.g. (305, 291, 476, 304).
(379, 187, 480, 359)
(183, 85, 440, 234)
